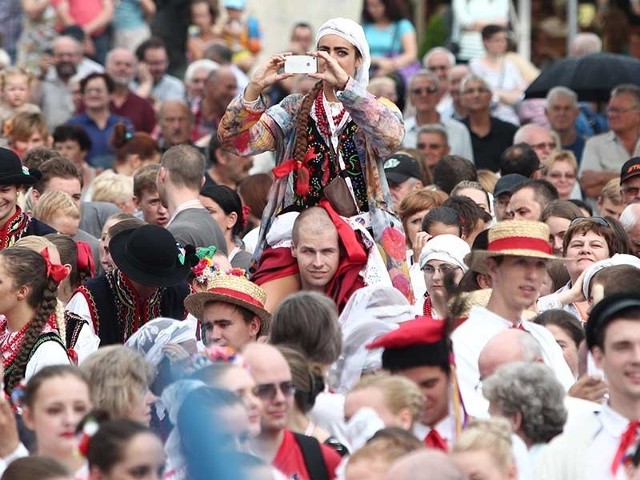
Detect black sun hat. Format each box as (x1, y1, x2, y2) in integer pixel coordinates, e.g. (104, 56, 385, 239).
(0, 148, 41, 186)
(109, 225, 192, 287)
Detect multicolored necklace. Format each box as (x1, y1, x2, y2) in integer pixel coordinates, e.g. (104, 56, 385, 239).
(314, 91, 347, 138)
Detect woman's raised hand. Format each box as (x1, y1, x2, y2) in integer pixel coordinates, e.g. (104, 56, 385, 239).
(244, 53, 294, 101)
(307, 50, 351, 91)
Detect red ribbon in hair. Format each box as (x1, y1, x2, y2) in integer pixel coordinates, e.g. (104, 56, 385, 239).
(271, 148, 316, 197)
(40, 248, 68, 283)
(76, 241, 95, 277)
(241, 205, 251, 228)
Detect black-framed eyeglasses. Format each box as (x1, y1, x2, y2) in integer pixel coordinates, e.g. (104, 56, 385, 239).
(569, 216, 610, 227)
(411, 85, 438, 96)
(253, 381, 296, 401)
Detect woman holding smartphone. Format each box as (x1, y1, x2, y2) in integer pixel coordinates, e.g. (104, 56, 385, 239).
(218, 17, 411, 309)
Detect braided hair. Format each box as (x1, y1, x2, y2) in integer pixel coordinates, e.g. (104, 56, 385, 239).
(292, 80, 324, 167)
(3, 247, 61, 392)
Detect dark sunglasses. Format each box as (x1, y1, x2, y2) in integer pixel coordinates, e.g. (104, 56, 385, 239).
(410, 85, 438, 95)
(569, 216, 610, 227)
(253, 381, 296, 401)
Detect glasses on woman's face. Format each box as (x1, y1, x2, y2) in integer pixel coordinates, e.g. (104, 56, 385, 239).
(569, 216, 610, 227)
(411, 85, 438, 96)
(253, 381, 296, 401)
(421, 264, 458, 276)
(548, 172, 576, 180)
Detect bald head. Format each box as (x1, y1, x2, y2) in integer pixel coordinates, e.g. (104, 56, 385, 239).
(291, 207, 337, 244)
(53, 35, 82, 55)
(243, 343, 291, 377)
(384, 451, 465, 480)
(570, 33, 602, 56)
(478, 329, 543, 379)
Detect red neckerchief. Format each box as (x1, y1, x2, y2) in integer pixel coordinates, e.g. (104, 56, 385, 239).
(0, 207, 31, 250)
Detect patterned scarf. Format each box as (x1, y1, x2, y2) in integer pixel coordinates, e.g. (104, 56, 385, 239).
(0, 207, 31, 250)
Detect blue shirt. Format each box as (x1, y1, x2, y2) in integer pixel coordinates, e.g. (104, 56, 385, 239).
(67, 113, 134, 169)
(363, 19, 415, 57)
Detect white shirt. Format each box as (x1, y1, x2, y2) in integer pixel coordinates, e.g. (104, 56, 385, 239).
(414, 413, 457, 447)
(585, 405, 633, 480)
(65, 291, 101, 364)
(403, 115, 475, 163)
(26, 340, 71, 379)
(452, 306, 575, 417)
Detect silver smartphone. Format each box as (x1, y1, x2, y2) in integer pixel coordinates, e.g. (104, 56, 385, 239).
(284, 55, 317, 74)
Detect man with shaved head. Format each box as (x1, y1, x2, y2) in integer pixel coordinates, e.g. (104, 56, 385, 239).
(106, 47, 156, 133)
(243, 343, 340, 479)
(157, 100, 193, 151)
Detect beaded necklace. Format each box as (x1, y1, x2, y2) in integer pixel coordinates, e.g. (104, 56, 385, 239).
(314, 90, 347, 138)
(0, 318, 29, 368)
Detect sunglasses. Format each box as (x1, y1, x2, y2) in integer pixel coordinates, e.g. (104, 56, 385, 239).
(569, 216, 610, 227)
(417, 142, 445, 150)
(411, 85, 438, 95)
(253, 381, 296, 401)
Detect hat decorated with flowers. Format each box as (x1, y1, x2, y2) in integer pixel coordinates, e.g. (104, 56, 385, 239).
(0, 148, 41, 186)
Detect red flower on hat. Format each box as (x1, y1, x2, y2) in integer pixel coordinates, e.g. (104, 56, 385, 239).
(381, 226, 406, 260)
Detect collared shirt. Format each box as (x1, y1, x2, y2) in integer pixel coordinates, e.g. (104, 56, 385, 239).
(66, 112, 134, 169)
(414, 414, 457, 448)
(152, 74, 185, 102)
(462, 116, 518, 172)
(165, 199, 204, 228)
(580, 130, 640, 174)
(451, 306, 575, 417)
(404, 115, 475, 163)
(585, 404, 632, 480)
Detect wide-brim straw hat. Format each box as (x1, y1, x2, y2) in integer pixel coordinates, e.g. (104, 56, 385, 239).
(184, 274, 271, 336)
(465, 220, 556, 273)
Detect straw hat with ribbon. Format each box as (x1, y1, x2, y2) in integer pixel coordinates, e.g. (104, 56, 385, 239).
(184, 272, 271, 336)
(465, 220, 556, 273)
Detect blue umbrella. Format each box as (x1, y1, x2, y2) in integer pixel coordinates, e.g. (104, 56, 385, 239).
(524, 53, 640, 102)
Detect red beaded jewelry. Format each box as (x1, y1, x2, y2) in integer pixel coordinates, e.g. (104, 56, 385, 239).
(314, 90, 346, 138)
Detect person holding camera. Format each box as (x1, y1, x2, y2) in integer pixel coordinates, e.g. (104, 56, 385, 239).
(218, 17, 413, 311)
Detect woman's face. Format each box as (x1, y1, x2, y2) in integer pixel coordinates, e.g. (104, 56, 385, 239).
(23, 374, 92, 458)
(12, 131, 45, 159)
(483, 31, 508, 56)
(423, 259, 463, 301)
(218, 366, 263, 437)
(317, 34, 362, 80)
(200, 196, 233, 241)
(0, 256, 20, 315)
(545, 216, 572, 256)
(565, 230, 610, 281)
(546, 324, 580, 378)
(365, 0, 387, 21)
(100, 218, 120, 273)
(545, 161, 577, 200)
(216, 403, 253, 453)
(191, 1, 213, 30)
(405, 209, 429, 249)
(452, 449, 515, 480)
(126, 386, 157, 426)
(99, 432, 166, 480)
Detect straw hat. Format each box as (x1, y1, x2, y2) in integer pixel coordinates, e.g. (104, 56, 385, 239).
(465, 220, 555, 273)
(184, 273, 271, 336)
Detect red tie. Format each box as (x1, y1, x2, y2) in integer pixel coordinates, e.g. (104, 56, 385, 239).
(612, 421, 640, 474)
(511, 323, 526, 331)
(424, 429, 449, 451)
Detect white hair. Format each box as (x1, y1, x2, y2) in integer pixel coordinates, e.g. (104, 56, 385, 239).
(422, 47, 456, 68)
(620, 204, 640, 232)
(184, 59, 219, 83)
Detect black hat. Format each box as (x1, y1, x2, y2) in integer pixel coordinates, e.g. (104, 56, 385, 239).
(494, 173, 528, 197)
(383, 153, 422, 184)
(586, 292, 640, 350)
(109, 225, 192, 287)
(0, 148, 41, 186)
(620, 157, 640, 184)
(367, 317, 450, 371)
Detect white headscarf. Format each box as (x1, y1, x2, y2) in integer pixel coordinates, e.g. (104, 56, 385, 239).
(419, 234, 471, 272)
(316, 17, 371, 86)
(124, 317, 196, 367)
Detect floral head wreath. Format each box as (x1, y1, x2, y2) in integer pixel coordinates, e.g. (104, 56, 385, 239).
(188, 345, 246, 373)
(191, 246, 247, 288)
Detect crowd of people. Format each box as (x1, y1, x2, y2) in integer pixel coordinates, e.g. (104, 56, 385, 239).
(2, 0, 640, 479)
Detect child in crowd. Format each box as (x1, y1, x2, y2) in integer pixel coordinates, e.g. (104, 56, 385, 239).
(0, 68, 41, 146)
(5, 111, 49, 160)
(221, 0, 262, 73)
